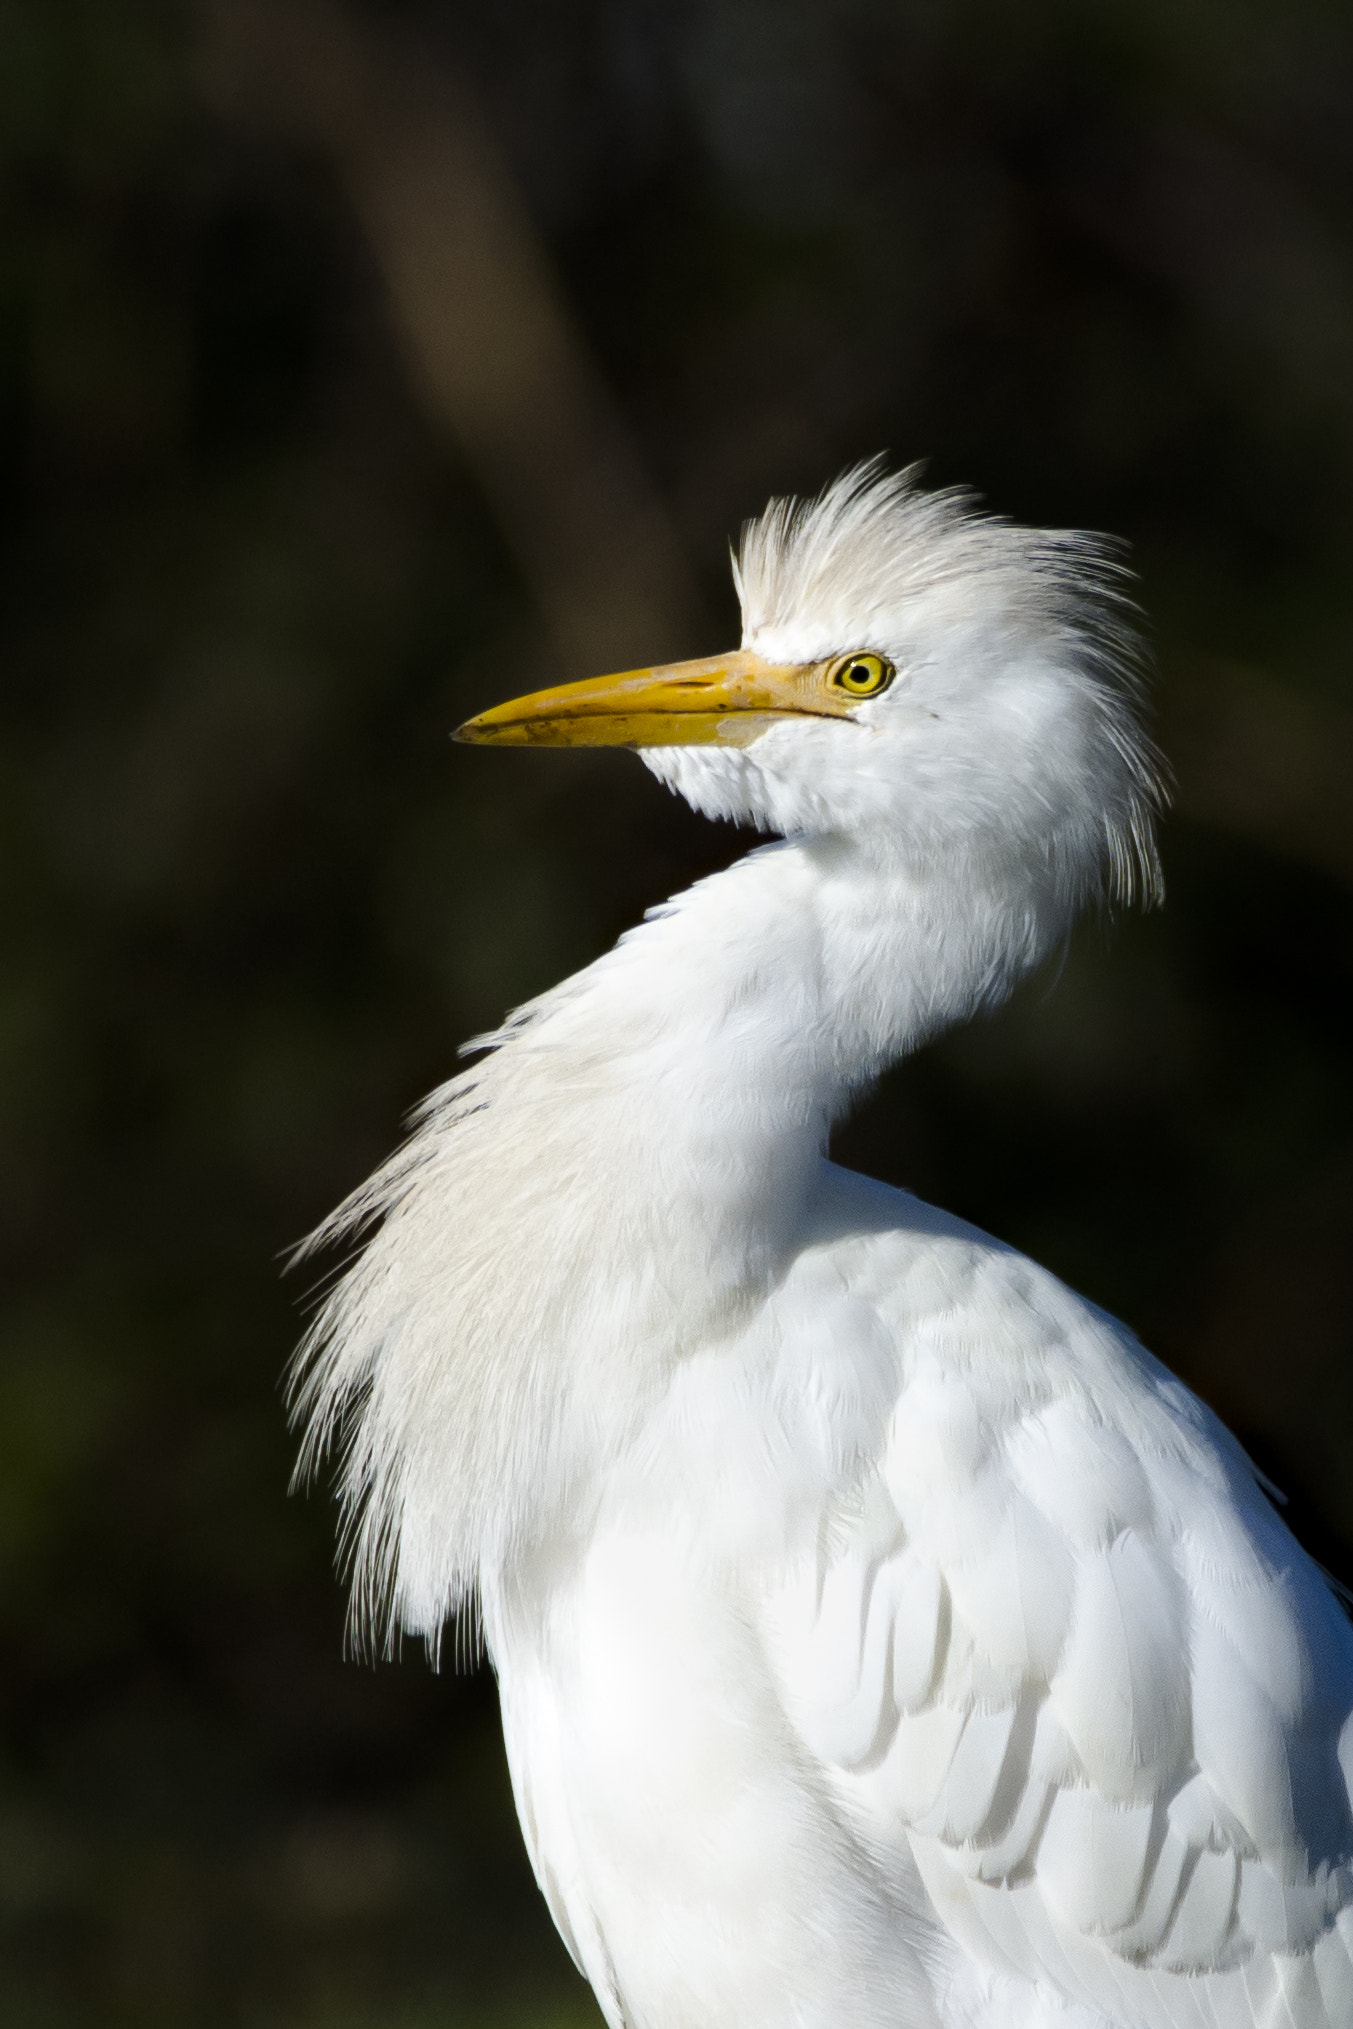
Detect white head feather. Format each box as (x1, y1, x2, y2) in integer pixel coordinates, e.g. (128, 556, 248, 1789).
(647, 460, 1165, 908)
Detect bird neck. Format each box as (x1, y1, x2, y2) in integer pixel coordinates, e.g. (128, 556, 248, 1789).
(599, 828, 1046, 1113)
(537, 831, 1054, 1305)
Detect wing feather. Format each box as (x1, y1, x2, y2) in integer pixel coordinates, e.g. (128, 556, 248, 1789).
(911, 1701, 1020, 1843)
(890, 1553, 947, 1710)
(1050, 1534, 1189, 1802)
(1315, 1911, 1353, 2021)
(763, 1226, 1353, 2028)
(1037, 1786, 1156, 1935)
(1157, 1847, 1240, 1972)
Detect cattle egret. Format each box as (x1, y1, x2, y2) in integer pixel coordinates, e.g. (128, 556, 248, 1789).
(292, 466, 1353, 2029)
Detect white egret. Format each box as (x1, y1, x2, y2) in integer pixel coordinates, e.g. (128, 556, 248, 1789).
(293, 465, 1353, 2029)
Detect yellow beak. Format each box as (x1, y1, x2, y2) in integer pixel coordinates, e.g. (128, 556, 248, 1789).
(453, 650, 852, 749)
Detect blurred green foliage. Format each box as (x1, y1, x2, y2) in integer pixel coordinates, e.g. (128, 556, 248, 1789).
(1, 0, 1352, 2022)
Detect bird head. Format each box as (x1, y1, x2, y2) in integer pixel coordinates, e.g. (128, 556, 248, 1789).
(456, 463, 1167, 913)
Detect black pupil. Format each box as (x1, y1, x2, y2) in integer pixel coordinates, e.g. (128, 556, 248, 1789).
(850, 662, 870, 685)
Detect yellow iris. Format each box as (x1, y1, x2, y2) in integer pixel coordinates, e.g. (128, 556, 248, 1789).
(828, 652, 894, 698)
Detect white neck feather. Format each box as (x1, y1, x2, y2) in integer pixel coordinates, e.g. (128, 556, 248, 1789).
(293, 833, 1064, 1649)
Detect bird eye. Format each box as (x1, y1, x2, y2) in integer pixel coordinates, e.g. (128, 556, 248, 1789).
(828, 651, 895, 699)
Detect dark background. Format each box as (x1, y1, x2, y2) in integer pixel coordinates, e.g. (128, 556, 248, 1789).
(3, 2, 1353, 2023)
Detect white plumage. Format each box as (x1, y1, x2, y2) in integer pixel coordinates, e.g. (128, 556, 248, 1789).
(292, 465, 1353, 2029)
